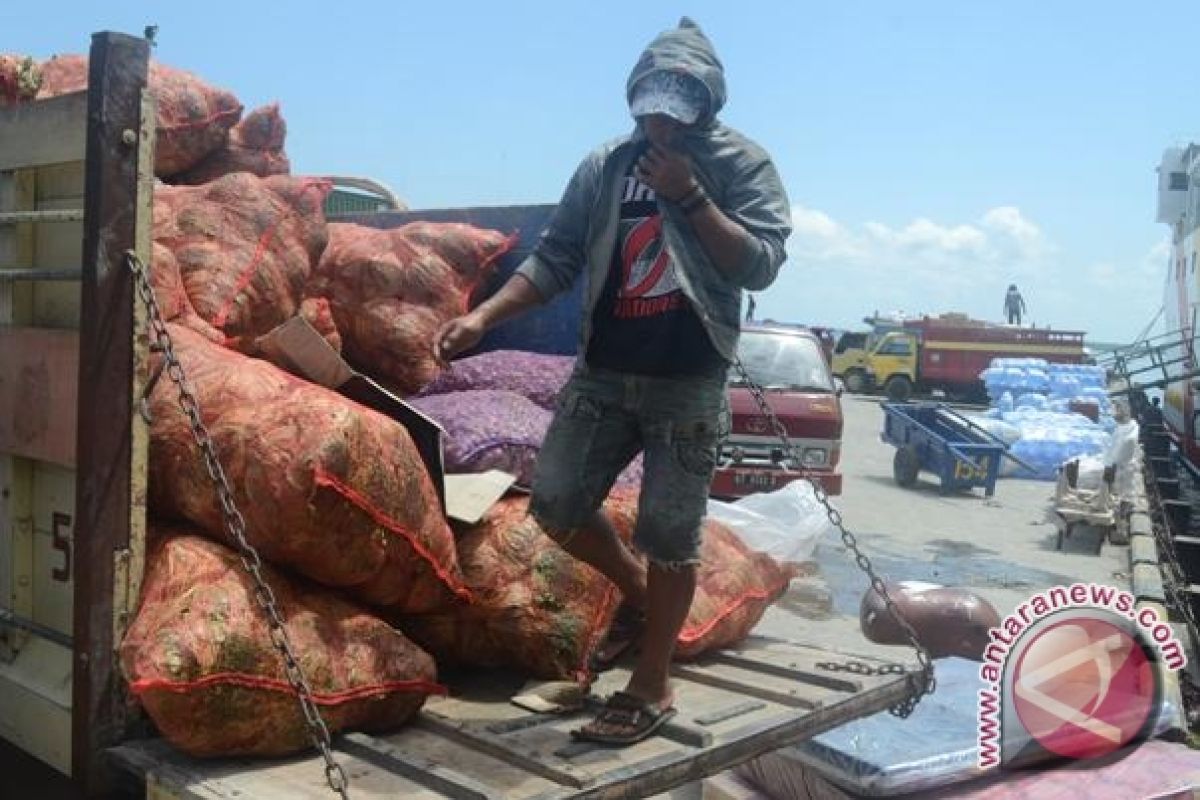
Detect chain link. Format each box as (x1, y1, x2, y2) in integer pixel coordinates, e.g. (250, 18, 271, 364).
(731, 359, 936, 717)
(127, 251, 351, 799)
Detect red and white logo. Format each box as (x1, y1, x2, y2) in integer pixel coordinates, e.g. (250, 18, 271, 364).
(1011, 616, 1157, 761)
(621, 214, 679, 300)
(976, 586, 1182, 771)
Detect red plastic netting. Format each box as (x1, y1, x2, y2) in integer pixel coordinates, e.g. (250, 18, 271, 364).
(33, 54, 243, 176)
(175, 103, 291, 185)
(121, 530, 443, 757)
(148, 324, 468, 613)
(153, 173, 331, 352)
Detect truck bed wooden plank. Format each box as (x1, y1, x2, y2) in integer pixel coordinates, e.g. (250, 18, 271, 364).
(109, 639, 914, 800)
(0, 92, 88, 171)
(0, 328, 79, 468)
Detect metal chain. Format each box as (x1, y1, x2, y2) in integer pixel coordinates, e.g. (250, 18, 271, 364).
(732, 358, 936, 716)
(126, 251, 351, 799)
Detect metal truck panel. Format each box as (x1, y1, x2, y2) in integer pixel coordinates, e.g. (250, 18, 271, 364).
(918, 337, 1087, 386)
(0, 636, 72, 774)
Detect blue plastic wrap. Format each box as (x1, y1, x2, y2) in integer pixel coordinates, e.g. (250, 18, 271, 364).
(738, 656, 1183, 798)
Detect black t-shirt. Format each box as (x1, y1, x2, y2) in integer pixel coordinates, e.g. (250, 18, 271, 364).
(586, 165, 725, 376)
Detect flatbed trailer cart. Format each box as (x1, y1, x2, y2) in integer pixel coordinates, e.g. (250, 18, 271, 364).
(881, 402, 1025, 497)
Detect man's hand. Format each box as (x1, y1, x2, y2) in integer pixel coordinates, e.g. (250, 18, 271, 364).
(636, 145, 697, 203)
(435, 312, 486, 362)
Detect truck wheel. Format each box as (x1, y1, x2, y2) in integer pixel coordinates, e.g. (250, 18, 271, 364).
(844, 369, 867, 394)
(893, 446, 920, 488)
(884, 375, 913, 402)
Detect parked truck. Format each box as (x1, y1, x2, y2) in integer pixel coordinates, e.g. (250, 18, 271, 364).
(835, 314, 1088, 403)
(0, 32, 901, 799)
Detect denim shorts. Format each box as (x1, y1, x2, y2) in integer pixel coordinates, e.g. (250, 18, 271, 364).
(529, 363, 730, 567)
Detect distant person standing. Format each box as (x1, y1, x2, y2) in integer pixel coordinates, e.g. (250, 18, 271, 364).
(1004, 284, 1027, 325)
(745, 294, 756, 322)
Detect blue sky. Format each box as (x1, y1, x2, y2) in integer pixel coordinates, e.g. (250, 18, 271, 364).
(6, 1, 1193, 343)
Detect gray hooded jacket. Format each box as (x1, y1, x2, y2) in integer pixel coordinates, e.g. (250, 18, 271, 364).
(515, 18, 792, 363)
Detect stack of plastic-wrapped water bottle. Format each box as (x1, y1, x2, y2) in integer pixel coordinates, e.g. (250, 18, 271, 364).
(972, 358, 1113, 480)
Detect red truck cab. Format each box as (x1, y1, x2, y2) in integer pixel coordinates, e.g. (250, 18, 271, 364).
(712, 325, 844, 498)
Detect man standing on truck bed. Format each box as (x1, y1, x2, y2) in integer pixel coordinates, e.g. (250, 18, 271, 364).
(1004, 283, 1027, 325)
(436, 17, 791, 745)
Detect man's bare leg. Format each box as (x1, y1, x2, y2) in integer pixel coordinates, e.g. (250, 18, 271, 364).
(625, 563, 695, 703)
(555, 509, 647, 609)
(580, 563, 696, 738)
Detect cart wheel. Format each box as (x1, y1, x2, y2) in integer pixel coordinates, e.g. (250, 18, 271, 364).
(884, 375, 914, 402)
(844, 369, 868, 394)
(893, 446, 920, 488)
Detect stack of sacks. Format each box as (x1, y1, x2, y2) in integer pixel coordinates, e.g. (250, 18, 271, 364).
(122, 530, 442, 757)
(1, 53, 244, 177)
(977, 357, 1115, 480)
(980, 359, 1112, 424)
(147, 325, 470, 613)
(409, 350, 643, 488)
(994, 409, 1111, 480)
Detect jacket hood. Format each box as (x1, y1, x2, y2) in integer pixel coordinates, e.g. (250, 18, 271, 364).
(626, 17, 726, 126)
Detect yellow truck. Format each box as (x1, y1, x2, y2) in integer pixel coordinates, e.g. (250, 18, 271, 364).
(835, 316, 1087, 403)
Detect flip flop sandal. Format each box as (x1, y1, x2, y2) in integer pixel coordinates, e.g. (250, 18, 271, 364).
(570, 691, 677, 746)
(589, 607, 646, 672)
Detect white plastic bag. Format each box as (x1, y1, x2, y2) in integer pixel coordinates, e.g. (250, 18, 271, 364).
(706, 481, 832, 565)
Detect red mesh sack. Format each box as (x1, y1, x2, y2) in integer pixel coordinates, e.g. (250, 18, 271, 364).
(153, 173, 331, 352)
(121, 531, 443, 757)
(148, 324, 468, 612)
(401, 493, 637, 681)
(310, 222, 513, 393)
(36, 54, 243, 176)
(676, 520, 795, 659)
(175, 103, 291, 185)
(0, 54, 40, 103)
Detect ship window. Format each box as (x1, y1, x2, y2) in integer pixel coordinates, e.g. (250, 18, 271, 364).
(1171, 172, 1189, 191)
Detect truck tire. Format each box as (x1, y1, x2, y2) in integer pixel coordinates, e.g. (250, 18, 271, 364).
(893, 446, 920, 488)
(884, 375, 913, 402)
(843, 369, 868, 394)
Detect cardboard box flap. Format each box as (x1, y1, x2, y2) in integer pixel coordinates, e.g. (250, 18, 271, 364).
(258, 316, 449, 515)
(444, 470, 516, 526)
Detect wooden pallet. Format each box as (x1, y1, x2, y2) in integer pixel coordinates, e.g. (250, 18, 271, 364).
(110, 636, 914, 800)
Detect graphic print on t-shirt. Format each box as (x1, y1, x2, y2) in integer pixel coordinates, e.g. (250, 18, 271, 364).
(613, 175, 685, 318)
(585, 161, 723, 377)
